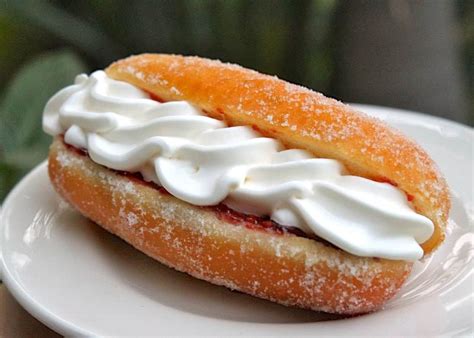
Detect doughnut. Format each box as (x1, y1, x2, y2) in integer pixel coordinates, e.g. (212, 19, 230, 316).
(44, 54, 450, 314)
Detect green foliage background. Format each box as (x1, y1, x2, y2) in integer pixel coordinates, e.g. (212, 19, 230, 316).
(0, 0, 472, 201)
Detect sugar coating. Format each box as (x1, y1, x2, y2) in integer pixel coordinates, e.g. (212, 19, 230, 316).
(107, 54, 450, 254)
(49, 139, 412, 315)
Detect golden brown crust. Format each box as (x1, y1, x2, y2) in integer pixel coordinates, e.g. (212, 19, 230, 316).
(106, 54, 450, 254)
(49, 138, 412, 315)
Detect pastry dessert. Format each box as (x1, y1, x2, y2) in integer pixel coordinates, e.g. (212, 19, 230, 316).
(42, 54, 450, 314)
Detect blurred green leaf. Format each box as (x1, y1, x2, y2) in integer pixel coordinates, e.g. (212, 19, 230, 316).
(0, 49, 87, 152)
(0, 49, 87, 201)
(3, 144, 52, 170)
(0, 13, 53, 94)
(1, 0, 125, 63)
(0, 162, 27, 201)
(0, 162, 16, 201)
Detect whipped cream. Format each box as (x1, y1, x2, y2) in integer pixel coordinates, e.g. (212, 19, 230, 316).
(43, 71, 434, 260)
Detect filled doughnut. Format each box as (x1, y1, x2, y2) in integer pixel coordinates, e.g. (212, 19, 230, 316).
(42, 54, 450, 314)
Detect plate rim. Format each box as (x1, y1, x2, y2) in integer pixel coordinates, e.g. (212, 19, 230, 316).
(0, 162, 96, 336)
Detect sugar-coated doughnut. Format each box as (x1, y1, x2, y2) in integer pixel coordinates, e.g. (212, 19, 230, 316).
(46, 54, 450, 315)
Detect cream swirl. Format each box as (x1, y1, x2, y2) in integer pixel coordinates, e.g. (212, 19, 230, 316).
(43, 71, 434, 260)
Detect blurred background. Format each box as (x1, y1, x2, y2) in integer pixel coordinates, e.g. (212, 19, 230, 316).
(0, 0, 472, 201)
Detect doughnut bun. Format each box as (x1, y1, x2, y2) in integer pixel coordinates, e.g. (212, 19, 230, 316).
(106, 54, 450, 254)
(49, 138, 412, 315)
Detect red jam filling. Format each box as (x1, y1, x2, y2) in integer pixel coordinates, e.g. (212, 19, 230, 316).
(374, 176, 415, 202)
(147, 92, 165, 102)
(61, 139, 314, 240)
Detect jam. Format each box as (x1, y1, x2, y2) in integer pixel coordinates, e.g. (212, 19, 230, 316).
(374, 176, 415, 202)
(211, 204, 311, 239)
(61, 138, 317, 241)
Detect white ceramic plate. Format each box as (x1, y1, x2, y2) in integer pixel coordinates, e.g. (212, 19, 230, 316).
(1, 105, 473, 336)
